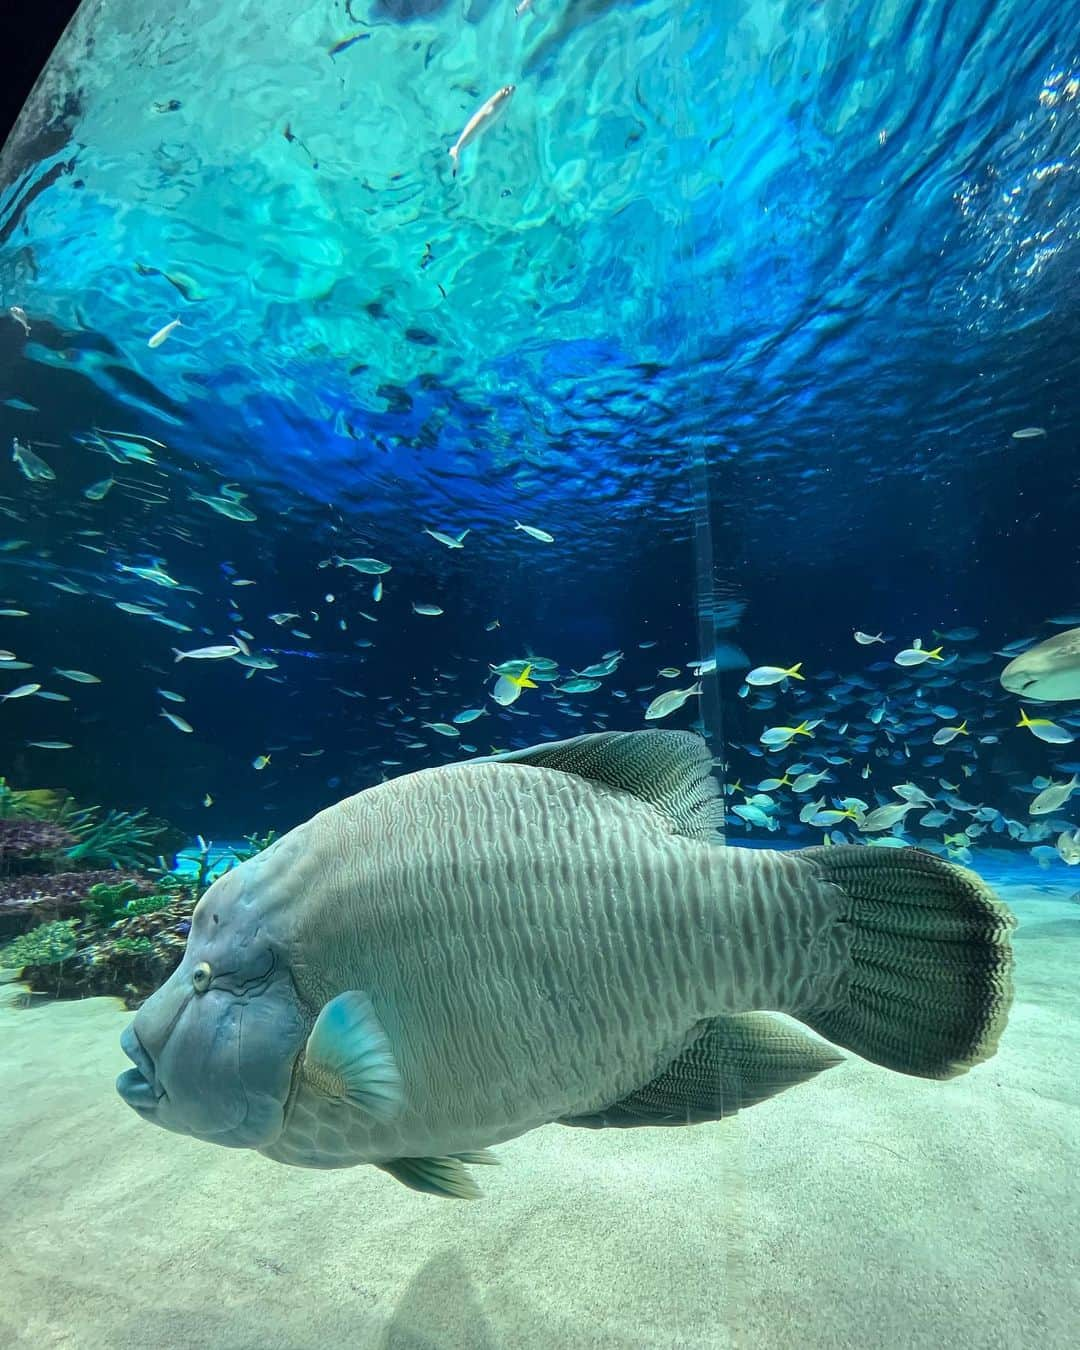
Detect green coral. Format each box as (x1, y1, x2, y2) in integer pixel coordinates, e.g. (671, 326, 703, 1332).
(239, 830, 278, 858)
(82, 879, 145, 925)
(0, 919, 78, 969)
(82, 883, 176, 924)
(0, 777, 66, 821)
(0, 780, 167, 869)
(121, 893, 174, 917)
(65, 808, 166, 869)
(110, 936, 154, 957)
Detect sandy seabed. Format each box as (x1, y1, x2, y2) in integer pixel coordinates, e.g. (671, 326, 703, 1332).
(1, 869, 1076, 1350)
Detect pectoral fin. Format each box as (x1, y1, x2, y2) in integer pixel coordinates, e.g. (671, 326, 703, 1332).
(378, 1150, 499, 1200)
(301, 990, 404, 1121)
(560, 1013, 843, 1129)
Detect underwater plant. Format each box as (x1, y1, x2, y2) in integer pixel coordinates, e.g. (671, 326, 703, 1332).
(0, 918, 77, 970)
(64, 807, 167, 869)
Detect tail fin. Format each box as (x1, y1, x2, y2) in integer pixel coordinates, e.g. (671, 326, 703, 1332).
(797, 845, 1015, 1079)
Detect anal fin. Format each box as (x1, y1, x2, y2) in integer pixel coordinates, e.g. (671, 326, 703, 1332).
(560, 1013, 843, 1129)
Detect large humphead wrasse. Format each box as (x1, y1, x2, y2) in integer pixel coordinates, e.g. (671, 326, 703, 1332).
(117, 732, 1015, 1199)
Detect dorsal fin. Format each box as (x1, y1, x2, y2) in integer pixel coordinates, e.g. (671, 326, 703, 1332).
(476, 730, 723, 840)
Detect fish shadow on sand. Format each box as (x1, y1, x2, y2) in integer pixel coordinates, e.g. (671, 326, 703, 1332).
(376, 1250, 514, 1349)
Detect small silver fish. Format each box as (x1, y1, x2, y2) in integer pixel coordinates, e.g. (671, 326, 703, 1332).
(644, 682, 702, 721)
(856, 801, 918, 833)
(118, 562, 181, 588)
(448, 85, 515, 178)
(148, 318, 183, 348)
(172, 644, 241, 661)
(423, 528, 470, 549)
(931, 722, 968, 747)
(332, 556, 391, 574)
(513, 520, 554, 543)
(894, 643, 944, 667)
(1029, 775, 1077, 816)
(12, 438, 55, 483)
(191, 490, 257, 522)
(2, 682, 41, 700)
(53, 668, 101, 684)
(161, 709, 194, 733)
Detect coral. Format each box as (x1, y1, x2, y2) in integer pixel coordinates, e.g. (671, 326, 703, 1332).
(0, 779, 190, 1002)
(64, 807, 167, 869)
(121, 893, 173, 918)
(20, 892, 195, 1007)
(0, 818, 77, 859)
(0, 777, 67, 821)
(82, 878, 147, 925)
(0, 869, 155, 933)
(110, 936, 154, 957)
(238, 829, 278, 859)
(0, 919, 77, 970)
(0, 780, 179, 870)
(83, 880, 177, 924)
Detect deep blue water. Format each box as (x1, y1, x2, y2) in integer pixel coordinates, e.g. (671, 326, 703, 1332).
(0, 0, 1076, 868)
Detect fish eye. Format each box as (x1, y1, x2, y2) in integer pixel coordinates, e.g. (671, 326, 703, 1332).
(192, 961, 212, 994)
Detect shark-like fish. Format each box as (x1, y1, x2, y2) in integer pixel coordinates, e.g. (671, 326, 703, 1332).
(1000, 627, 1080, 701)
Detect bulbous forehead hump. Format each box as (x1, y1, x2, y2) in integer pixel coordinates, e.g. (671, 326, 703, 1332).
(190, 827, 316, 948)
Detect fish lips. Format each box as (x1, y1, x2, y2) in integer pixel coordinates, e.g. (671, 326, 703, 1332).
(117, 966, 309, 1150)
(117, 1023, 164, 1113)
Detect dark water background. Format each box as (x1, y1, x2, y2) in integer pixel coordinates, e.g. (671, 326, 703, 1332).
(0, 0, 1076, 851)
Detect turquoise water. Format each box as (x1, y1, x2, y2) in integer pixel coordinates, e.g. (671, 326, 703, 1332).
(0, 2, 1078, 1346)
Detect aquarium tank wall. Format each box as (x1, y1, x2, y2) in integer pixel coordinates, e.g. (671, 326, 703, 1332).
(0, 1, 1076, 1347)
